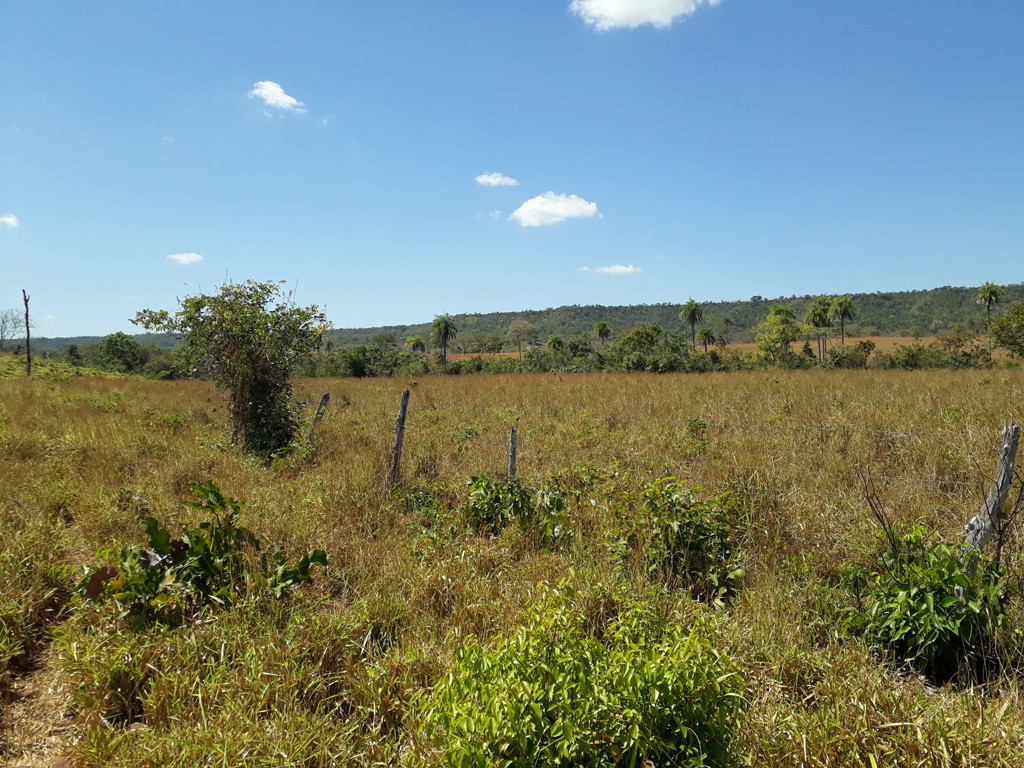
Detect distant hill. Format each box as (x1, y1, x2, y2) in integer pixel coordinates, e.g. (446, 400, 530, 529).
(326, 283, 1024, 350)
(24, 283, 1024, 353)
(26, 333, 178, 353)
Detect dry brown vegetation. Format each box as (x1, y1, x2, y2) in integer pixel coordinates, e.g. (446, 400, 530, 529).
(2, 362, 1024, 766)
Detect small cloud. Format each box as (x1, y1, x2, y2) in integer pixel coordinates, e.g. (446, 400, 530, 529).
(0, 214, 18, 229)
(595, 264, 641, 275)
(247, 81, 307, 113)
(571, 0, 723, 31)
(319, 115, 334, 126)
(489, 210, 502, 218)
(475, 171, 519, 187)
(509, 192, 599, 227)
(167, 252, 204, 265)
(579, 266, 591, 272)
(161, 135, 176, 143)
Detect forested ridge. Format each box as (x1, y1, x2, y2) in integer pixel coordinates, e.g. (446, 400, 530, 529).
(327, 283, 1024, 349)
(24, 282, 1024, 352)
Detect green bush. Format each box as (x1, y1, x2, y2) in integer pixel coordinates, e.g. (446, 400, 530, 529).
(462, 475, 571, 549)
(418, 582, 744, 767)
(80, 481, 327, 624)
(843, 526, 1009, 683)
(611, 477, 745, 602)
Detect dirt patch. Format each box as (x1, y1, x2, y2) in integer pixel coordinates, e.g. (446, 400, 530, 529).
(1, 649, 79, 768)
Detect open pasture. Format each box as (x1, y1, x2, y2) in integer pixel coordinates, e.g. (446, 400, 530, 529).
(2, 368, 1024, 766)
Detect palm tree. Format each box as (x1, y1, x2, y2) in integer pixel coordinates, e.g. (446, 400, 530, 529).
(695, 327, 716, 353)
(803, 297, 832, 361)
(404, 335, 426, 353)
(720, 317, 734, 345)
(678, 299, 703, 349)
(431, 314, 458, 364)
(593, 321, 611, 348)
(976, 282, 1005, 340)
(547, 335, 564, 352)
(829, 296, 855, 346)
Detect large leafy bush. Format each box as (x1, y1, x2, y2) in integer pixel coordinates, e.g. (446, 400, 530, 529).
(418, 582, 745, 767)
(843, 526, 1009, 683)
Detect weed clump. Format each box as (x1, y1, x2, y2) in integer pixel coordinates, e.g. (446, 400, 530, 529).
(843, 526, 1010, 684)
(417, 581, 744, 767)
(78, 480, 327, 625)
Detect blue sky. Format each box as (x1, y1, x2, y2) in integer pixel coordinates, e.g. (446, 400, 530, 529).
(2, 1, 1022, 337)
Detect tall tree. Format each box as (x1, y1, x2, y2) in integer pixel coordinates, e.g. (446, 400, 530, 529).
(976, 282, 1005, 342)
(678, 299, 703, 349)
(990, 301, 1024, 357)
(829, 295, 855, 346)
(405, 335, 426, 353)
(696, 327, 716, 353)
(593, 321, 611, 348)
(804, 296, 833, 361)
(507, 320, 537, 361)
(431, 314, 458, 364)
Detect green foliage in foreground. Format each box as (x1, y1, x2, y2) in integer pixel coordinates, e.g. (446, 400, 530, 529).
(843, 527, 1010, 684)
(79, 481, 327, 624)
(418, 582, 745, 768)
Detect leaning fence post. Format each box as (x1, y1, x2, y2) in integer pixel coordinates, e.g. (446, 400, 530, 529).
(387, 388, 410, 487)
(963, 422, 1020, 575)
(304, 393, 330, 447)
(508, 422, 518, 481)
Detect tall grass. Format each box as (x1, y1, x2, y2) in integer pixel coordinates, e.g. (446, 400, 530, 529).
(1, 366, 1022, 765)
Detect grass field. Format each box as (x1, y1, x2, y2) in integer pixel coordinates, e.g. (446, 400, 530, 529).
(2, 365, 1024, 766)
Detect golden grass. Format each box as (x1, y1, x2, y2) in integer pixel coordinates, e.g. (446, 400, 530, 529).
(1, 366, 1023, 765)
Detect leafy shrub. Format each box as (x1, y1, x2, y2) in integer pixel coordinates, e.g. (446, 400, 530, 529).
(80, 481, 327, 624)
(418, 582, 745, 767)
(612, 477, 745, 602)
(842, 526, 1009, 683)
(462, 475, 571, 548)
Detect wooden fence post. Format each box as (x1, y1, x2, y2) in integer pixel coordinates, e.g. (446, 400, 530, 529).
(22, 289, 31, 377)
(508, 423, 518, 481)
(963, 422, 1020, 575)
(387, 388, 410, 487)
(304, 393, 330, 447)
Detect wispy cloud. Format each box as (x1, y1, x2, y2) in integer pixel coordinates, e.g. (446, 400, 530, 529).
(476, 171, 519, 187)
(0, 214, 18, 229)
(592, 264, 642, 275)
(509, 192, 599, 227)
(247, 81, 307, 113)
(167, 252, 204, 265)
(570, 0, 722, 31)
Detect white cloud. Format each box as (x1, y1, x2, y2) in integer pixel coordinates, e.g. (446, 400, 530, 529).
(167, 252, 204, 265)
(509, 192, 599, 227)
(247, 81, 307, 113)
(0, 214, 18, 229)
(595, 264, 642, 274)
(570, 0, 722, 31)
(475, 171, 519, 187)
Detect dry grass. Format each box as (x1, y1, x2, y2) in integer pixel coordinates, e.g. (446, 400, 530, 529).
(1, 363, 1023, 766)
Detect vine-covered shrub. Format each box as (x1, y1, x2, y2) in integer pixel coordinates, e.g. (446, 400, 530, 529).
(843, 526, 1009, 683)
(418, 582, 745, 767)
(79, 481, 327, 624)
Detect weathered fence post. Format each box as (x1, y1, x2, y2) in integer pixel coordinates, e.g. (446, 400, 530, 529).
(508, 422, 518, 481)
(304, 393, 330, 447)
(963, 422, 1020, 575)
(387, 388, 410, 487)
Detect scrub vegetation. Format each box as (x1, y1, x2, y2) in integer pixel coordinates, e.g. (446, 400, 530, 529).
(2, 362, 1024, 766)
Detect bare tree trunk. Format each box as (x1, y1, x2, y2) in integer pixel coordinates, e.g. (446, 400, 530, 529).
(22, 289, 31, 376)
